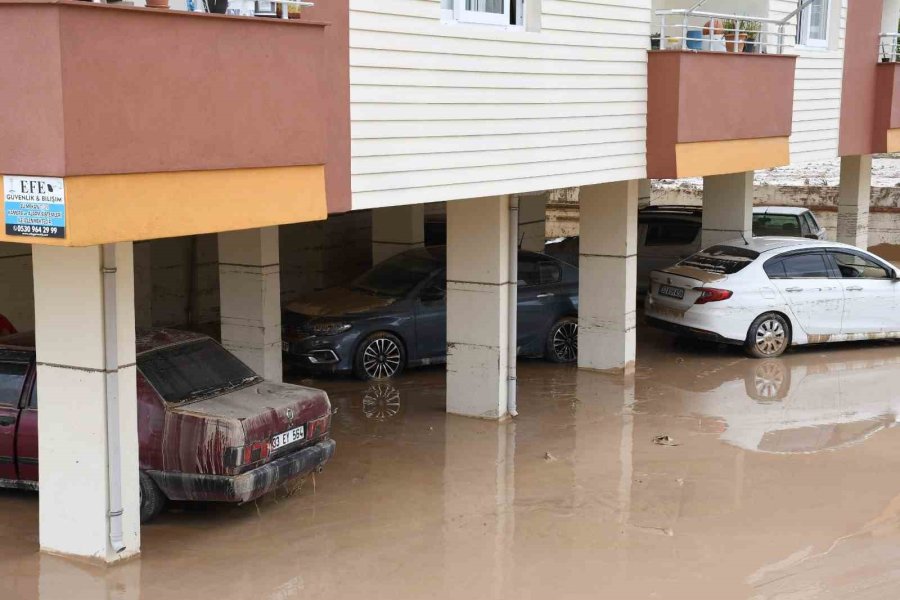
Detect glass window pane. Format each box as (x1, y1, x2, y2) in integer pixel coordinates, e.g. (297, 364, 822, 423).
(831, 252, 890, 279)
(752, 214, 802, 237)
(807, 0, 828, 40)
(467, 0, 503, 14)
(781, 254, 830, 278)
(645, 221, 700, 246)
(679, 245, 760, 275)
(0, 362, 28, 407)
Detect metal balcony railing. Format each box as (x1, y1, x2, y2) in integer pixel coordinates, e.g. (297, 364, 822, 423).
(880, 33, 900, 63)
(185, 0, 314, 18)
(656, 0, 817, 55)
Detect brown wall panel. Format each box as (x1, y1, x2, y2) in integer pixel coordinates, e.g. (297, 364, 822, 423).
(838, 0, 884, 156)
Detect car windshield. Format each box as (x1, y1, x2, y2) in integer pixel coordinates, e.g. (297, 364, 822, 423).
(679, 245, 760, 275)
(139, 339, 260, 404)
(351, 252, 439, 298)
(753, 214, 801, 237)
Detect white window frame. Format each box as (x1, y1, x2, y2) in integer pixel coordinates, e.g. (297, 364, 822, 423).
(797, 0, 831, 49)
(454, 0, 510, 26)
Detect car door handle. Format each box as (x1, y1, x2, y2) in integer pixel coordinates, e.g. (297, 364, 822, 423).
(536, 293, 555, 298)
(785, 287, 803, 293)
(847, 286, 864, 292)
(0, 416, 15, 427)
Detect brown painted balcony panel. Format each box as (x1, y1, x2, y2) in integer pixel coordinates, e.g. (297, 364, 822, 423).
(874, 63, 900, 154)
(0, 0, 349, 213)
(647, 50, 797, 180)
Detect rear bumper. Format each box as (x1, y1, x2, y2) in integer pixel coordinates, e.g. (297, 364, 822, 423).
(148, 438, 336, 503)
(646, 316, 743, 346)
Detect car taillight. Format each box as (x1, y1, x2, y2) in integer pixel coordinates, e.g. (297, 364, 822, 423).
(694, 287, 733, 304)
(307, 414, 331, 439)
(225, 441, 270, 470)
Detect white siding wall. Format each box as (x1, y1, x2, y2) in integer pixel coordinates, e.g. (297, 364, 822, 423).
(350, 0, 651, 210)
(770, 0, 847, 165)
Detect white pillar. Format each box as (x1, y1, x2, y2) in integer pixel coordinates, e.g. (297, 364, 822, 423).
(702, 171, 753, 248)
(372, 204, 425, 264)
(578, 181, 638, 373)
(32, 243, 140, 563)
(517, 193, 547, 252)
(218, 227, 282, 382)
(837, 155, 872, 249)
(447, 196, 511, 419)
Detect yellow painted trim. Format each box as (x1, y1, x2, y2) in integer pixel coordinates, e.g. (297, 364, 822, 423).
(887, 129, 900, 153)
(0, 166, 327, 247)
(675, 137, 790, 179)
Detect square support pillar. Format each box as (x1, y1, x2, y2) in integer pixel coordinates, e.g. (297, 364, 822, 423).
(446, 196, 511, 419)
(702, 172, 753, 248)
(372, 204, 425, 264)
(32, 243, 140, 563)
(218, 227, 282, 382)
(837, 155, 872, 249)
(517, 193, 547, 253)
(578, 181, 638, 374)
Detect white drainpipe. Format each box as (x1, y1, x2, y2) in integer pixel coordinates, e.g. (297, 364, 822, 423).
(507, 196, 519, 418)
(102, 244, 126, 554)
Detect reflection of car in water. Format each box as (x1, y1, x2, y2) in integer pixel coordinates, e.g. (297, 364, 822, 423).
(362, 383, 402, 420)
(544, 205, 827, 293)
(658, 350, 900, 454)
(283, 246, 579, 380)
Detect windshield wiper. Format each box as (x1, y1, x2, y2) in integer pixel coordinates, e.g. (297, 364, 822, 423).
(185, 376, 261, 401)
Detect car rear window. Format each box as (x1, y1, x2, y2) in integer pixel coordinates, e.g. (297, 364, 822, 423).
(139, 339, 260, 404)
(753, 214, 801, 237)
(678, 245, 759, 275)
(644, 221, 700, 246)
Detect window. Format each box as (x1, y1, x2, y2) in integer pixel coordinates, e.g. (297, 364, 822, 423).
(830, 252, 892, 279)
(351, 251, 441, 298)
(752, 214, 802, 237)
(797, 0, 830, 48)
(644, 221, 700, 247)
(780, 253, 830, 278)
(678, 245, 760, 275)
(518, 257, 560, 286)
(0, 361, 28, 407)
(443, 0, 526, 27)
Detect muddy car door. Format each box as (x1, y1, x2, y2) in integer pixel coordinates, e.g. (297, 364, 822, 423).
(0, 351, 30, 480)
(766, 252, 844, 335)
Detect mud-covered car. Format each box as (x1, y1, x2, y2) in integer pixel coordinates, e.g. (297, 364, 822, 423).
(0, 329, 335, 522)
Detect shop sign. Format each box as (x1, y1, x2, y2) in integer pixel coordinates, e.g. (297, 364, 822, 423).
(3, 175, 66, 239)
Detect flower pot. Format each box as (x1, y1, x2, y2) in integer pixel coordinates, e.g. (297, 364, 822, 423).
(145, 0, 170, 8)
(725, 32, 748, 53)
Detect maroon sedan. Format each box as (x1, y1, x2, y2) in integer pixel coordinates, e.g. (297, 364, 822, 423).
(0, 329, 335, 522)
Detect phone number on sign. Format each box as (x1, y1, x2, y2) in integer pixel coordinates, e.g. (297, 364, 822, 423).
(10, 225, 59, 236)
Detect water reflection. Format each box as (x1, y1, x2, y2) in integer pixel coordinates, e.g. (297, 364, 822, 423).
(362, 383, 402, 420)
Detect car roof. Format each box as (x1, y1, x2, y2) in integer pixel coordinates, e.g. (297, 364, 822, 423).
(713, 236, 858, 254)
(753, 206, 809, 216)
(0, 328, 210, 355)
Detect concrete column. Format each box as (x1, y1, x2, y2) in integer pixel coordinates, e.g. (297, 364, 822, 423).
(372, 204, 425, 264)
(517, 193, 547, 252)
(702, 172, 753, 248)
(578, 181, 638, 374)
(218, 227, 282, 382)
(32, 243, 140, 563)
(638, 178, 652, 210)
(446, 196, 511, 419)
(837, 155, 872, 248)
(133, 241, 153, 329)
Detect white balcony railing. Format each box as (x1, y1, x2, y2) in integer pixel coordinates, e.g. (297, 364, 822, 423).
(656, 0, 817, 55)
(881, 33, 900, 63)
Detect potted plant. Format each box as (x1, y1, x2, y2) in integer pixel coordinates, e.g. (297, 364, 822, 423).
(723, 19, 749, 53)
(743, 20, 762, 53)
(145, 0, 170, 8)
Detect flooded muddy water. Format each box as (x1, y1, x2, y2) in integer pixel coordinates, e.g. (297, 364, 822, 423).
(4, 329, 900, 599)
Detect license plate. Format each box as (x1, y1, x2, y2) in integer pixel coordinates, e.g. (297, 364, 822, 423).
(659, 284, 685, 299)
(282, 341, 289, 352)
(271, 425, 304, 451)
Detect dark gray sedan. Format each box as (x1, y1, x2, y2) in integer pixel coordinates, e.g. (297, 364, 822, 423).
(283, 246, 579, 380)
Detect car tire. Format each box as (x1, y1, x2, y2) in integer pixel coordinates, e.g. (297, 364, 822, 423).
(139, 471, 166, 524)
(744, 313, 791, 359)
(353, 332, 406, 381)
(545, 316, 578, 363)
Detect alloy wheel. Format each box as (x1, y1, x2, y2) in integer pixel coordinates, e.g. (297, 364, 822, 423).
(362, 337, 402, 379)
(362, 383, 402, 420)
(552, 321, 578, 362)
(754, 319, 787, 357)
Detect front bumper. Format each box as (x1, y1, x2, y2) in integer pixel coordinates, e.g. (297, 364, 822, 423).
(148, 438, 336, 503)
(283, 332, 360, 374)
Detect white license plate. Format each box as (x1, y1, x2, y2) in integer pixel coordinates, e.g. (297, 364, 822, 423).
(271, 425, 305, 451)
(659, 285, 685, 299)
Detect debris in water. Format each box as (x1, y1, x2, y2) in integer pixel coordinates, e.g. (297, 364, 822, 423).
(652, 435, 680, 447)
(544, 451, 557, 462)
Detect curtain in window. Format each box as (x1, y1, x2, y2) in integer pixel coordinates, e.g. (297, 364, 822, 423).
(805, 0, 828, 41)
(466, 0, 504, 14)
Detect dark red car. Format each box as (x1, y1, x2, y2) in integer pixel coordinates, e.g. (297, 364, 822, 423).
(0, 329, 335, 522)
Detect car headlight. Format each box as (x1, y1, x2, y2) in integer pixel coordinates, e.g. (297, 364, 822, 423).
(309, 321, 352, 336)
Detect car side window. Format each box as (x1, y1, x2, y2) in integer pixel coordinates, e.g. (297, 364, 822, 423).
(644, 221, 700, 246)
(802, 213, 819, 235)
(518, 257, 541, 286)
(0, 361, 28, 407)
(28, 382, 37, 409)
(764, 259, 787, 278)
(537, 261, 561, 285)
(780, 253, 830, 278)
(799, 215, 812, 237)
(830, 252, 891, 279)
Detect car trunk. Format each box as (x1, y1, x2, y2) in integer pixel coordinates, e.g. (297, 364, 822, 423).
(648, 265, 724, 314)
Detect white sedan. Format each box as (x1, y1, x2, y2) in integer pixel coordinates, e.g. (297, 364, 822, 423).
(645, 238, 900, 358)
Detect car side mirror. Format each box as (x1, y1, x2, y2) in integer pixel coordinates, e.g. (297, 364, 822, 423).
(420, 287, 445, 302)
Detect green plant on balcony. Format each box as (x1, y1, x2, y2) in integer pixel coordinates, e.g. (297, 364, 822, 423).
(723, 19, 761, 53)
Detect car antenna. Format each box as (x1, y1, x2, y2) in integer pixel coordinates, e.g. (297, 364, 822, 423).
(740, 231, 750, 246)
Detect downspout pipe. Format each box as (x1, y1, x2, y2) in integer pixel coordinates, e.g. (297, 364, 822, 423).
(102, 244, 126, 555)
(507, 196, 519, 418)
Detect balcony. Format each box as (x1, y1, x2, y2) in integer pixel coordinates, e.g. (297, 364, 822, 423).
(0, 0, 349, 246)
(875, 35, 900, 153)
(647, 7, 798, 179)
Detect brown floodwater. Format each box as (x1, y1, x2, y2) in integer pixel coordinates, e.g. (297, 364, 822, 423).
(4, 328, 900, 599)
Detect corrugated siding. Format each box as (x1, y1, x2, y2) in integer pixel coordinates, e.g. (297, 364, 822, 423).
(350, 0, 651, 209)
(770, 0, 847, 164)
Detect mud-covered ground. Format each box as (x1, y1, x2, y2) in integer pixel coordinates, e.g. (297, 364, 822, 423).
(5, 327, 900, 599)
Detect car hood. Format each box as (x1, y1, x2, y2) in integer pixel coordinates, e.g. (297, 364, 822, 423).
(285, 286, 397, 317)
